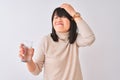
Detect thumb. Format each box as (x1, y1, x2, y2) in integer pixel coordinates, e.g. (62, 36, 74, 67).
(29, 48, 34, 55)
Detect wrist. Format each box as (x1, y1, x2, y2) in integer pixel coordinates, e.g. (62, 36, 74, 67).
(73, 12, 81, 18)
(73, 12, 82, 21)
(26, 59, 33, 64)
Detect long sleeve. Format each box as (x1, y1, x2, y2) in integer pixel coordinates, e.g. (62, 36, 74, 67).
(31, 37, 46, 75)
(76, 19, 95, 47)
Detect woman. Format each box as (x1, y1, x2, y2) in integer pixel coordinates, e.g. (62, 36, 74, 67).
(19, 3, 95, 80)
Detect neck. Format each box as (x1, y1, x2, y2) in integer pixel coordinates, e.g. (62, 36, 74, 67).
(56, 31, 69, 41)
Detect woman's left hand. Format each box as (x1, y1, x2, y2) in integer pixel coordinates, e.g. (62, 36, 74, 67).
(60, 3, 76, 17)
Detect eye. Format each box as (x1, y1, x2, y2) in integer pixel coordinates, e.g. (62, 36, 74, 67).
(61, 16, 67, 19)
(54, 16, 58, 19)
(61, 16, 66, 18)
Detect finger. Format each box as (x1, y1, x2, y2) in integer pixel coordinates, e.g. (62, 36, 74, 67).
(60, 3, 71, 8)
(29, 48, 34, 55)
(19, 47, 26, 54)
(61, 3, 70, 6)
(19, 53, 25, 59)
(19, 50, 25, 56)
(19, 43, 24, 47)
(30, 48, 34, 52)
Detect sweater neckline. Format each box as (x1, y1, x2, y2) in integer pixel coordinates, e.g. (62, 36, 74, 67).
(56, 32, 69, 41)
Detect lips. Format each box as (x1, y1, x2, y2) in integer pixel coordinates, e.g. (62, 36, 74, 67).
(55, 22, 63, 26)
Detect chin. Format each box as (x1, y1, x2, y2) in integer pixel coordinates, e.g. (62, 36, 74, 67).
(57, 31, 67, 33)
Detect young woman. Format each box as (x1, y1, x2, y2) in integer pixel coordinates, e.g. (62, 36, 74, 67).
(19, 3, 95, 80)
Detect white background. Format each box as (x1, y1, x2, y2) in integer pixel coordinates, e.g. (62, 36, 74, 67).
(0, 0, 120, 80)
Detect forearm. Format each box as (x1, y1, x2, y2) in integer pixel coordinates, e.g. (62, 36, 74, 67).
(26, 60, 36, 72)
(74, 17, 95, 37)
(75, 17, 95, 46)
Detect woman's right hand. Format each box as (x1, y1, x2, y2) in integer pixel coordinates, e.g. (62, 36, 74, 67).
(19, 44, 34, 62)
(60, 3, 76, 17)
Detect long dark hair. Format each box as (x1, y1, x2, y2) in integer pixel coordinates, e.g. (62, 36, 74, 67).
(51, 7, 78, 44)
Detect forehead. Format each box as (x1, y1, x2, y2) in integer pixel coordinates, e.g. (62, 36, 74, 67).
(53, 9, 68, 17)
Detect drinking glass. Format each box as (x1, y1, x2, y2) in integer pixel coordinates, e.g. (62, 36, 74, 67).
(21, 40, 33, 62)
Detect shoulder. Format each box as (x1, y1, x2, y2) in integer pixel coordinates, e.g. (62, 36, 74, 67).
(40, 34, 52, 43)
(36, 34, 51, 48)
(42, 34, 51, 41)
(76, 33, 81, 39)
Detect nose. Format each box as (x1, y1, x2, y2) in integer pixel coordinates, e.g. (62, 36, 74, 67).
(57, 17, 62, 21)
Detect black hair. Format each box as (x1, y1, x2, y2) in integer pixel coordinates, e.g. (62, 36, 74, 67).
(51, 7, 78, 44)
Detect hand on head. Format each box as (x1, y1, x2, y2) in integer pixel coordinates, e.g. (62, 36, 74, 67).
(60, 3, 76, 17)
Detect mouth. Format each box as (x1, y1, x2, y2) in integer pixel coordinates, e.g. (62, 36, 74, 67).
(55, 22, 63, 26)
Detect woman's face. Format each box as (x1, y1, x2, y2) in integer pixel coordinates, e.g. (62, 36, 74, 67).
(53, 15, 70, 33)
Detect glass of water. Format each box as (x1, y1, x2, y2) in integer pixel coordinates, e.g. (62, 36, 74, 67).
(21, 40, 33, 62)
